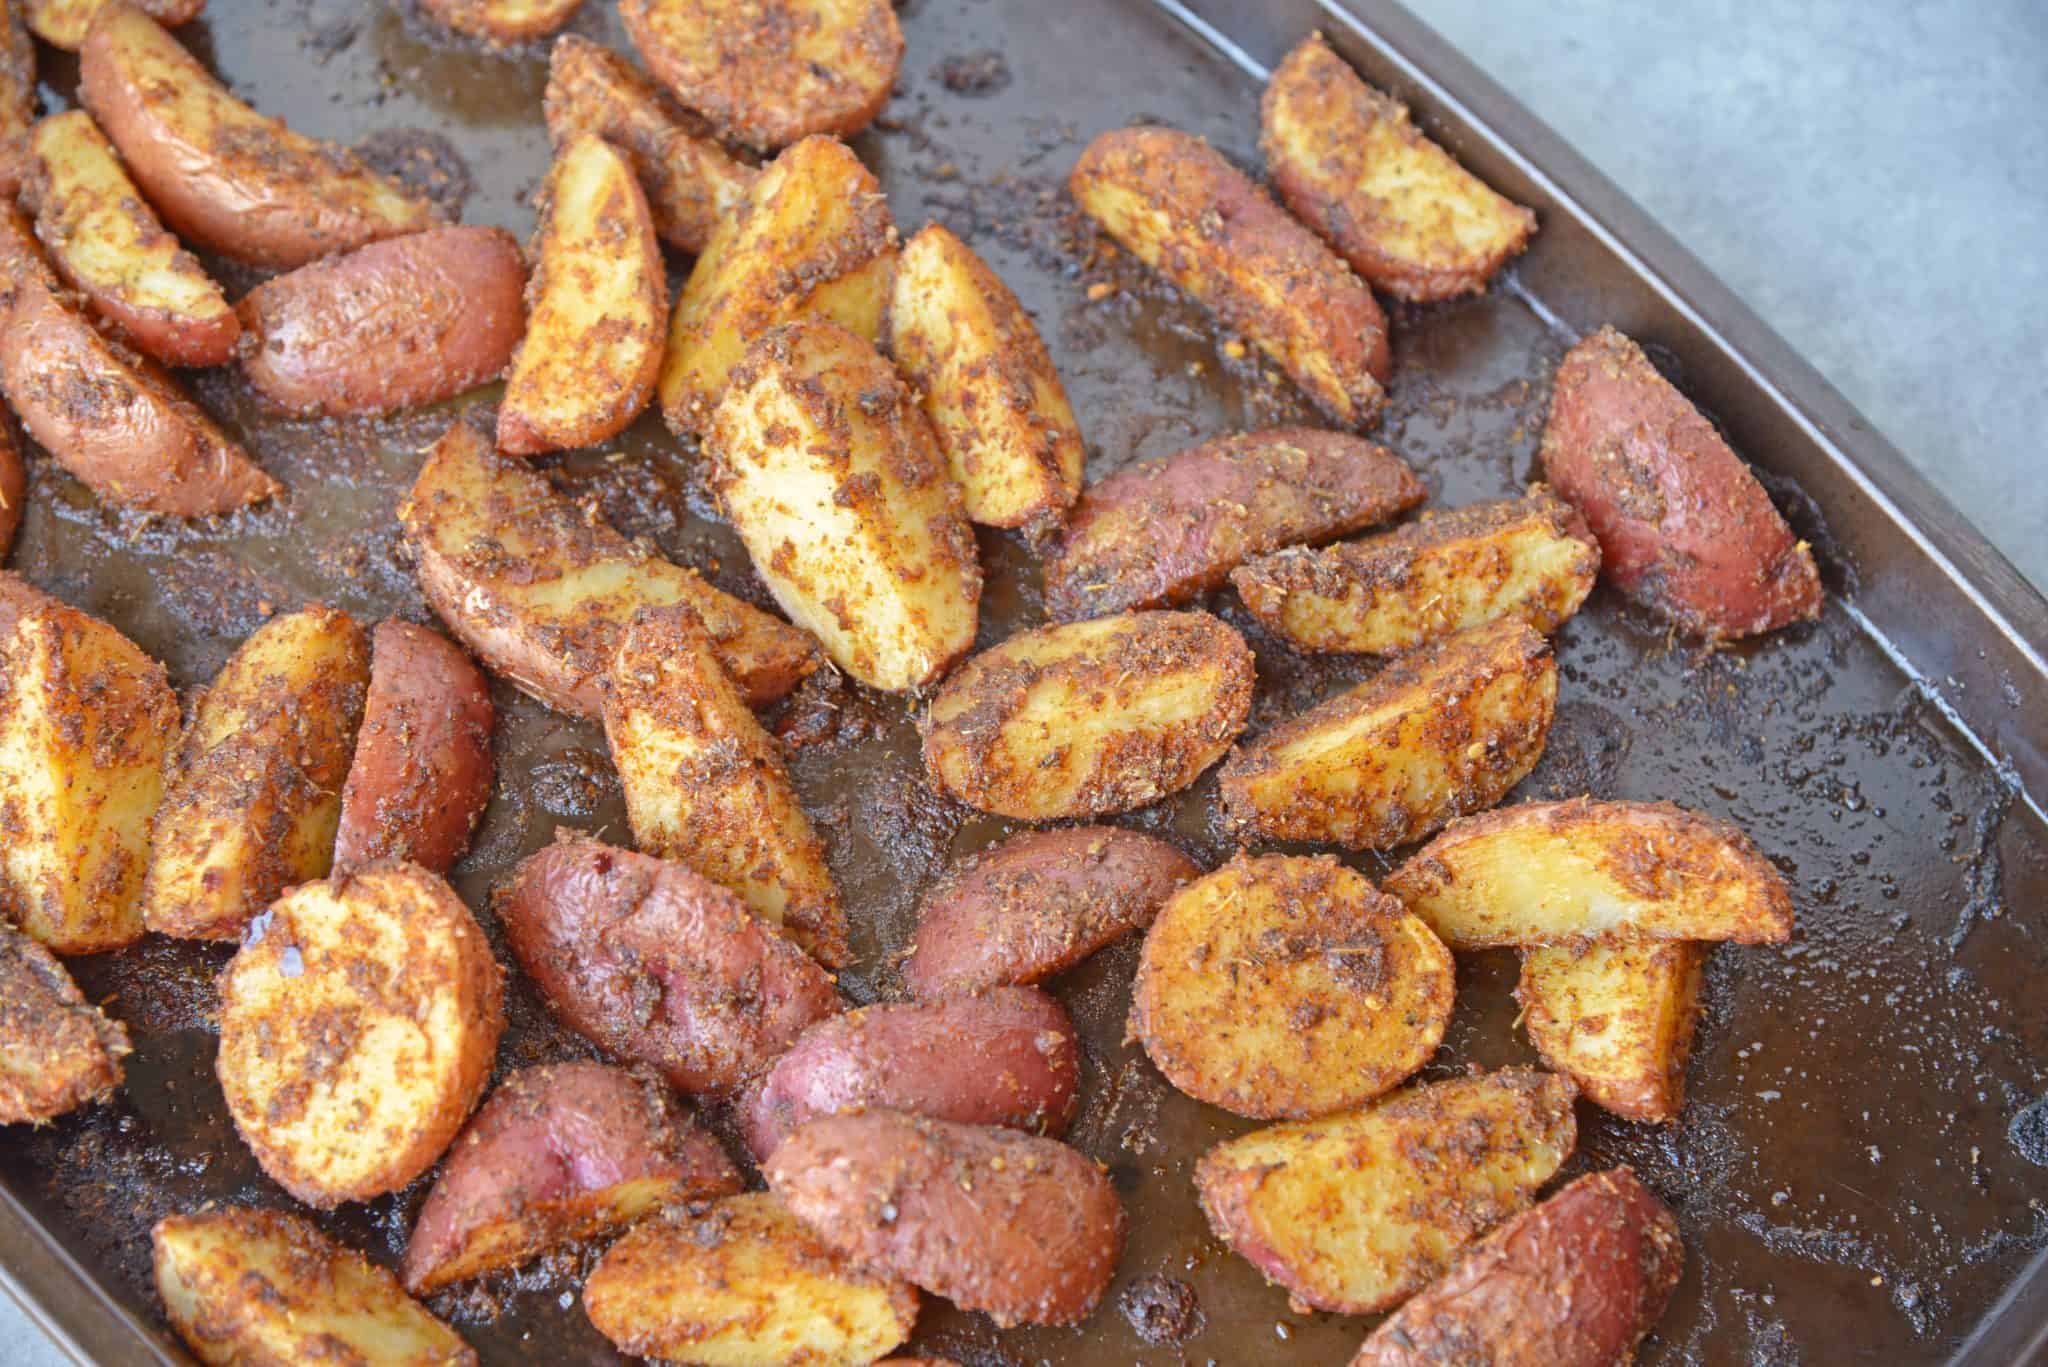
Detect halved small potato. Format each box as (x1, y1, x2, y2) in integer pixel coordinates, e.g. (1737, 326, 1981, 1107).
(421, 0, 581, 43)
(0, 922, 131, 1124)
(22, 0, 201, 52)
(0, 4, 33, 194)
(1131, 854, 1454, 1119)
(1218, 618, 1557, 850)
(1385, 798, 1797, 949)
(1519, 940, 1707, 1123)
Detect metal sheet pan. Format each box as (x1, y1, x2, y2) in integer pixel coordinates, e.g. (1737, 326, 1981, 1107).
(4, 0, 2046, 1362)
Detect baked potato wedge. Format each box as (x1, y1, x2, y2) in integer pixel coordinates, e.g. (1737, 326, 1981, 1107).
(767, 1110, 1125, 1329)
(922, 610, 1253, 819)
(619, 0, 902, 150)
(498, 133, 666, 456)
(584, 1193, 919, 1367)
(1232, 490, 1600, 654)
(402, 1061, 742, 1294)
(23, 109, 237, 367)
(1351, 1167, 1683, 1367)
(0, 922, 131, 1124)
(1196, 1069, 1576, 1314)
(21, 0, 200, 51)
(1519, 940, 1706, 1123)
(497, 833, 842, 1097)
(886, 222, 1084, 534)
(658, 135, 897, 436)
(141, 606, 369, 941)
(399, 423, 817, 717)
(154, 1207, 475, 1367)
(79, 5, 441, 267)
(1218, 618, 1557, 850)
(1385, 798, 1797, 949)
(1045, 428, 1423, 621)
(1132, 854, 1453, 1119)
(1540, 325, 1823, 638)
(1070, 126, 1389, 427)
(605, 604, 846, 966)
(1261, 34, 1536, 302)
(710, 320, 981, 692)
(903, 825, 1199, 998)
(0, 2, 33, 195)
(421, 0, 581, 44)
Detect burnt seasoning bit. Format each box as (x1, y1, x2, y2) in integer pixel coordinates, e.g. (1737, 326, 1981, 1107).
(1120, 1272, 1205, 1345)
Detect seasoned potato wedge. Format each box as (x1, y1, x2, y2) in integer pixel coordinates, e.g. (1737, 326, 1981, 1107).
(24, 109, 238, 366)
(1262, 34, 1535, 302)
(80, 5, 441, 267)
(0, 585, 178, 954)
(1045, 428, 1423, 621)
(904, 825, 1199, 998)
(922, 610, 1253, 819)
(155, 1207, 475, 1366)
(585, 1193, 918, 1367)
(217, 863, 504, 1207)
(768, 1110, 1125, 1329)
(422, 0, 581, 44)
(498, 834, 842, 1097)
(605, 604, 846, 966)
(620, 0, 902, 150)
(332, 620, 495, 876)
(0, 3, 32, 195)
(1218, 618, 1557, 850)
(1132, 854, 1453, 1119)
(22, 0, 200, 51)
(887, 223, 1084, 534)
(142, 606, 369, 941)
(1070, 126, 1389, 427)
(499, 134, 666, 455)
(1351, 1167, 1683, 1367)
(400, 423, 817, 717)
(1520, 940, 1706, 1123)
(1387, 798, 1796, 949)
(710, 321, 981, 692)
(403, 1061, 742, 1294)
(1233, 491, 1600, 654)
(658, 135, 897, 435)
(0, 922, 131, 1124)
(1541, 326, 1823, 638)
(1197, 1069, 1576, 1314)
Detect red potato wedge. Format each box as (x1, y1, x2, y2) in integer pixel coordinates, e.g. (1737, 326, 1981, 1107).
(903, 825, 1199, 998)
(1540, 326, 1823, 638)
(1045, 428, 1424, 621)
(1218, 618, 1558, 850)
(399, 423, 818, 718)
(0, 413, 24, 558)
(1132, 854, 1454, 1119)
(767, 1110, 1125, 1329)
(1261, 34, 1536, 302)
(1519, 940, 1707, 1124)
(1351, 1167, 1683, 1367)
(497, 833, 842, 1097)
(1069, 126, 1389, 427)
(922, 610, 1254, 820)
(1232, 490, 1601, 655)
(332, 620, 495, 877)
(619, 0, 902, 150)
(402, 1061, 742, 1294)
(1384, 797, 1797, 949)
(217, 863, 505, 1208)
(0, 4, 35, 195)
(0, 922, 131, 1124)
(79, 5, 441, 268)
(1197, 1069, 1576, 1314)
(421, 0, 581, 44)
(742, 987, 1080, 1161)
(24, 109, 238, 367)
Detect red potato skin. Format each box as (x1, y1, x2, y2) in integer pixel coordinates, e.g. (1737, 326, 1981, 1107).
(741, 987, 1081, 1162)
(0, 414, 25, 560)
(1540, 326, 1822, 638)
(333, 620, 495, 876)
(904, 826, 1198, 998)
(1351, 1167, 1683, 1367)
(237, 226, 526, 418)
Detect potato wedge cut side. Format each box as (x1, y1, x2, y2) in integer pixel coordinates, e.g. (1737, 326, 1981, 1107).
(1519, 940, 1706, 1123)
(0, 4, 34, 194)
(422, 0, 581, 43)
(22, 0, 202, 51)
(0, 922, 131, 1124)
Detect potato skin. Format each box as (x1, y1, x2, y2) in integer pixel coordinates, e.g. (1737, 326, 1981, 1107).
(0, 414, 24, 559)
(1519, 940, 1706, 1123)
(1540, 326, 1822, 638)
(767, 1110, 1126, 1329)
(904, 825, 1199, 998)
(1351, 1167, 1683, 1367)
(1046, 428, 1423, 621)
(742, 987, 1080, 1161)
(421, 0, 582, 43)
(0, 921, 131, 1124)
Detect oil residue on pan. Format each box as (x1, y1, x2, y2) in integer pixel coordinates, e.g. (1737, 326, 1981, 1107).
(5, 1, 2047, 1364)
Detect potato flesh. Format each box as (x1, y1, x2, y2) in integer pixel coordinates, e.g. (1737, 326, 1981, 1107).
(0, 921, 131, 1124)
(23, 0, 202, 51)
(1520, 940, 1706, 1123)
(423, 0, 582, 42)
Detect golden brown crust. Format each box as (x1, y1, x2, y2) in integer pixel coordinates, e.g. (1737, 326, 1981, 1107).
(22, 0, 201, 51)
(1519, 939, 1707, 1123)
(0, 921, 130, 1123)
(420, 0, 582, 44)
(0, 2, 34, 195)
